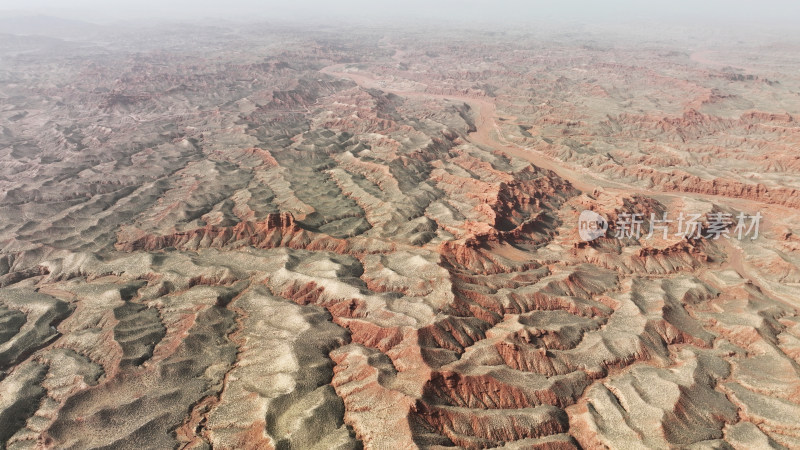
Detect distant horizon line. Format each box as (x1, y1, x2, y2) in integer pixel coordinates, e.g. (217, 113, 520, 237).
(1, 10, 799, 36)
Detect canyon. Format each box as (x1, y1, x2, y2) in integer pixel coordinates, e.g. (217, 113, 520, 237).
(0, 21, 799, 449)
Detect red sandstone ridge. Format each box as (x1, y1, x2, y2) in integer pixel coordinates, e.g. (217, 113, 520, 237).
(115, 212, 340, 252)
(663, 174, 800, 209)
(242, 147, 279, 167)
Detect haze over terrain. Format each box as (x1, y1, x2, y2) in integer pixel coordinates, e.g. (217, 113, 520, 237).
(2, 0, 800, 28)
(0, 2, 800, 449)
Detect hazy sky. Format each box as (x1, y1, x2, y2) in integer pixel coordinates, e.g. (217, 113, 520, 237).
(1, 0, 799, 27)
